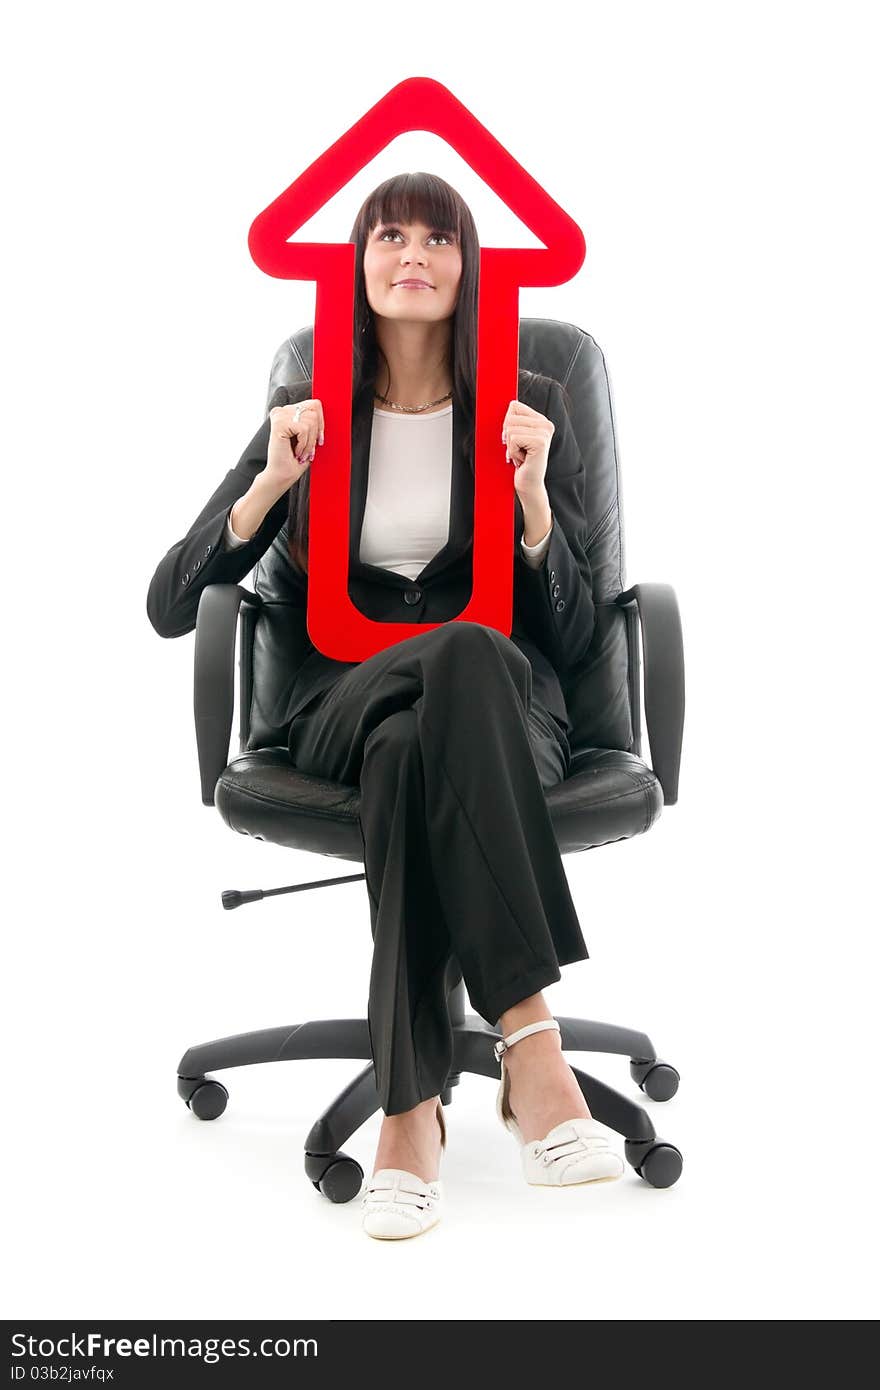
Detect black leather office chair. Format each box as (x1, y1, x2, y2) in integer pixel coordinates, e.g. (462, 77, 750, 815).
(176, 317, 686, 1198)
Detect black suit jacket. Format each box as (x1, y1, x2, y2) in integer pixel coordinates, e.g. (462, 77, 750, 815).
(146, 369, 596, 738)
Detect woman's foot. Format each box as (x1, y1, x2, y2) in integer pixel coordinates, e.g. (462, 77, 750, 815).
(499, 1021, 592, 1143)
(372, 1096, 445, 1184)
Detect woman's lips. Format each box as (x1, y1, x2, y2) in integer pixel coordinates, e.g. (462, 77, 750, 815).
(393, 282, 434, 289)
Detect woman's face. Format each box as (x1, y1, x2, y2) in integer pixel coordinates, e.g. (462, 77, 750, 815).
(363, 218, 462, 325)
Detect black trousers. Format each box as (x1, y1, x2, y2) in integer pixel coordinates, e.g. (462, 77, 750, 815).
(286, 621, 589, 1116)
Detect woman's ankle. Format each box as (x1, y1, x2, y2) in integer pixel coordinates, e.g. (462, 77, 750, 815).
(374, 1098, 443, 1182)
(380, 1096, 440, 1127)
(501, 1027, 563, 1076)
(497, 992, 554, 1041)
(497, 1015, 592, 1124)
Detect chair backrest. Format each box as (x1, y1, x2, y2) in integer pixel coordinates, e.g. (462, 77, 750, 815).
(244, 317, 634, 759)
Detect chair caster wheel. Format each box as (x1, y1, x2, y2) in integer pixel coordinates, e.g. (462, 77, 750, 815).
(178, 1075, 229, 1120)
(305, 1151, 364, 1204)
(633, 1142, 683, 1188)
(630, 1058, 680, 1101)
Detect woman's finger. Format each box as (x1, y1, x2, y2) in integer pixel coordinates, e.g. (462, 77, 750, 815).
(293, 403, 321, 461)
(297, 422, 316, 463)
(506, 398, 544, 419)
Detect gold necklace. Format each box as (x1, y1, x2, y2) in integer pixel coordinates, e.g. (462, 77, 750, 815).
(373, 388, 453, 413)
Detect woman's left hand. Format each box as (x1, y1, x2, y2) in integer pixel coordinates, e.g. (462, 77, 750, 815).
(502, 399, 554, 499)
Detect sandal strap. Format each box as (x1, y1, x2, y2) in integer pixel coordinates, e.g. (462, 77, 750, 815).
(493, 1018, 560, 1062)
(363, 1169, 440, 1207)
(536, 1119, 611, 1158)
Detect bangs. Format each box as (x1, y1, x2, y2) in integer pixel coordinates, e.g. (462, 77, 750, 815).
(367, 175, 461, 240)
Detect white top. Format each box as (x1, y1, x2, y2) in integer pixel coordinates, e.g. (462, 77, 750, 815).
(223, 403, 552, 570)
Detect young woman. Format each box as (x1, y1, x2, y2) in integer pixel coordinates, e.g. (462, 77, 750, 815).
(147, 172, 623, 1241)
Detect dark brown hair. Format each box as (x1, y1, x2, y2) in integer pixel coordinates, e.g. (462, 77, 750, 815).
(286, 171, 566, 572)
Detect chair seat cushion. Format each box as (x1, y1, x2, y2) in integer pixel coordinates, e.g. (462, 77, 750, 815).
(214, 746, 662, 860)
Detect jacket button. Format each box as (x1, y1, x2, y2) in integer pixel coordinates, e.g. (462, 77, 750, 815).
(193, 558, 201, 572)
(549, 570, 556, 582)
(552, 584, 561, 598)
(403, 587, 422, 605)
(204, 544, 212, 557)
(181, 573, 190, 586)
(555, 599, 565, 612)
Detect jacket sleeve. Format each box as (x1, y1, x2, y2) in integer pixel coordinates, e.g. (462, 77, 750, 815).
(512, 379, 596, 675)
(145, 416, 291, 639)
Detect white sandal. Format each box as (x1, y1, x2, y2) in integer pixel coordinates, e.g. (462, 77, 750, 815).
(494, 1019, 624, 1186)
(361, 1100, 446, 1239)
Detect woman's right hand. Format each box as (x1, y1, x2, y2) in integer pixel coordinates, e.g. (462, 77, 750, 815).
(264, 398, 325, 489)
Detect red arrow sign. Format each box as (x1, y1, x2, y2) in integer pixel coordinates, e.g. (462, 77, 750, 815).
(248, 76, 585, 661)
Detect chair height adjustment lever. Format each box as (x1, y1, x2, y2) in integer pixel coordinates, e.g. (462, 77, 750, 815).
(221, 873, 367, 910)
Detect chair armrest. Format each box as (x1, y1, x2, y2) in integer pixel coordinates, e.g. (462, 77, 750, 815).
(614, 582, 685, 804)
(194, 584, 263, 805)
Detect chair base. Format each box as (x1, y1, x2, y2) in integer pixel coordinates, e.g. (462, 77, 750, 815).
(177, 984, 684, 1197)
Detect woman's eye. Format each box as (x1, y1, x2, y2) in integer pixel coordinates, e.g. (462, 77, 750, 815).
(380, 230, 451, 245)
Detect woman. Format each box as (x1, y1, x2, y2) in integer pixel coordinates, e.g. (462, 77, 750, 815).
(147, 172, 623, 1241)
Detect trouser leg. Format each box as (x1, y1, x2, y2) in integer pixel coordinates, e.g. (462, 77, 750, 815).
(355, 708, 458, 1114)
(287, 622, 587, 1114)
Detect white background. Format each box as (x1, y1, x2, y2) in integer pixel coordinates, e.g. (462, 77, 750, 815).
(3, 0, 877, 1321)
